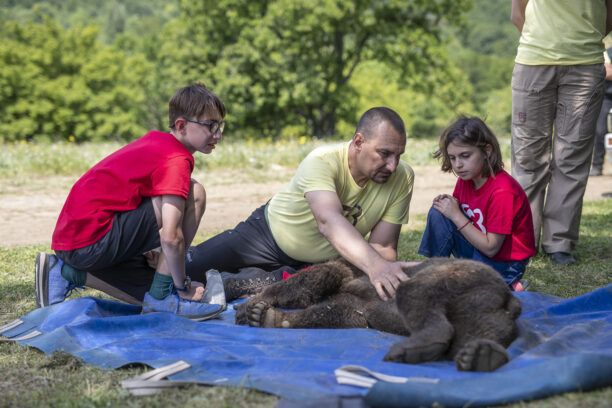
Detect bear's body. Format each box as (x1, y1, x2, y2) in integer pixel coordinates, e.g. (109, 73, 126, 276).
(235, 258, 521, 371)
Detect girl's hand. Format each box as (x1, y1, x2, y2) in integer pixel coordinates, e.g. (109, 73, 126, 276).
(433, 193, 453, 203)
(432, 195, 461, 219)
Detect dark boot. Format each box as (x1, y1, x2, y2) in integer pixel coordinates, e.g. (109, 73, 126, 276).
(222, 266, 297, 302)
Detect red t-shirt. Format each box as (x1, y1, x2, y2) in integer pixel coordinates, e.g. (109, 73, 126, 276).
(52, 131, 194, 251)
(453, 170, 536, 262)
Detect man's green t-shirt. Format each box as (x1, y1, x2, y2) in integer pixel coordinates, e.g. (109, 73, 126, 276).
(516, 0, 606, 65)
(266, 142, 414, 263)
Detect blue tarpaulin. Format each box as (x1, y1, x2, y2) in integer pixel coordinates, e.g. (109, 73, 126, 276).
(1, 285, 611, 407)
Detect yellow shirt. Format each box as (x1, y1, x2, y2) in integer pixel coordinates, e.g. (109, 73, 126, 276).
(516, 0, 606, 65)
(267, 142, 414, 263)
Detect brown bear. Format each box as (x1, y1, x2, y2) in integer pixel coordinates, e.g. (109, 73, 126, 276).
(235, 258, 521, 372)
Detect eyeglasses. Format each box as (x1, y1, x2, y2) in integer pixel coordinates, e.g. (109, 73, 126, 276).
(185, 118, 225, 134)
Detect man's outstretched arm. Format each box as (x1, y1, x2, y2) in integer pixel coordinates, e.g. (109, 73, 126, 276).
(305, 190, 408, 300)
(368, 220, 402, 262)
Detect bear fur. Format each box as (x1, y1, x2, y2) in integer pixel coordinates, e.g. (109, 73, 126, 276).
(235, 257, 522, 371)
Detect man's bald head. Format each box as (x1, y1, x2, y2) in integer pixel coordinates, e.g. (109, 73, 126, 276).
(355, 107, 406, 140)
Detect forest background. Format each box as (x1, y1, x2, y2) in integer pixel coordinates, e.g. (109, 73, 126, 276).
(0, 0, 517, 143)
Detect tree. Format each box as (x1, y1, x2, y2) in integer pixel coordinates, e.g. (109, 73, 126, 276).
(348, 60, 474, 138)
(0, 17, 151, 142)
(449, 0, 518, 114)
(174, 0, 472, 138)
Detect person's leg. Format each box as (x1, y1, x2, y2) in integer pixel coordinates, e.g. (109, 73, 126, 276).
(222, 265, 297, 302)
(591, 94, 612, 174)
(418, 207, 474, 259)
(144, 179, 206, 299)
(85, 273, 142, 306)
(77, 190, 224, 319)
(471, 252, 527, 288)
(53, 198, 161, 305)
(85, 257, 153, 305)
(511, 64, 558, 250)
(181, 179, 206, 248)
(185, 204, 306, 281)
(542, 64, 605, 256)
(419, 209, 527, 288)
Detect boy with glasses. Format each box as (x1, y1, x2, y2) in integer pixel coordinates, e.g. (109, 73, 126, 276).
(35, 83, 227, 320)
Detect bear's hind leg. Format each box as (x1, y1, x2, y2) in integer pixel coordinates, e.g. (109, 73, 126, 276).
(454, 338, 509, 372)
(447, 288, 520, 371)
(383, 309, 454, 364)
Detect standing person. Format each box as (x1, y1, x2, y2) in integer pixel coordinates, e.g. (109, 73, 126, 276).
(418, 117, 536, 291)
(510, 0, 612, 265)
(590, 44, 612, 177)
(35, 83, 227, 320)
(186, 107, 415, 301)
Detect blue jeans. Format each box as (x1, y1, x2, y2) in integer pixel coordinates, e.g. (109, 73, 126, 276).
(418, 208, 527, 286)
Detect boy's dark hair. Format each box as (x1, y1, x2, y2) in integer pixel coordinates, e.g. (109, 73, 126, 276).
(356, 107, 406, 139)
(434, 116, 504, 178)
(168, 83, 226, 129)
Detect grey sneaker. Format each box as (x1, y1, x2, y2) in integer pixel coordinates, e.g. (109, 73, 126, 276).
(35, 252, 77, 307)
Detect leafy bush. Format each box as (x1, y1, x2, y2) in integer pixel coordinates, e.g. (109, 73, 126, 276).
(0, 18, 151, 142)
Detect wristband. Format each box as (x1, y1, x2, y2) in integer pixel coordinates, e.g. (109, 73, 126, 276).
(457, 219, 471, 231)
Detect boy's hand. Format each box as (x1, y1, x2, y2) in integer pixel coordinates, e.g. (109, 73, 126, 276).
(144, 249, 160, 269)
(177, 281, 205, 301)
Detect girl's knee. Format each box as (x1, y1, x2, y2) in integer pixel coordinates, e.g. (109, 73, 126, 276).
(426, 207, 451, 225)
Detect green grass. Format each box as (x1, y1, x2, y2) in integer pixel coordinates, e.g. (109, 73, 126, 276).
(0, 136, 453, 180)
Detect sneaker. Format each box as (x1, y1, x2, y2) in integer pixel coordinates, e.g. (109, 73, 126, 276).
(141, 292, 225, 321)
(549, 251, 577, 266)
(35, 252, 77, 307)
(511, 280, 529, 292)
(222, 266, 296, 302)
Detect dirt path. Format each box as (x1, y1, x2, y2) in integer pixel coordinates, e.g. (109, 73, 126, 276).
(1, 165, 610, 247)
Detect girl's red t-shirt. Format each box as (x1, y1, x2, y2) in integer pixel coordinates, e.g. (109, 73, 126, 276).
(453, 170, 536, 262)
